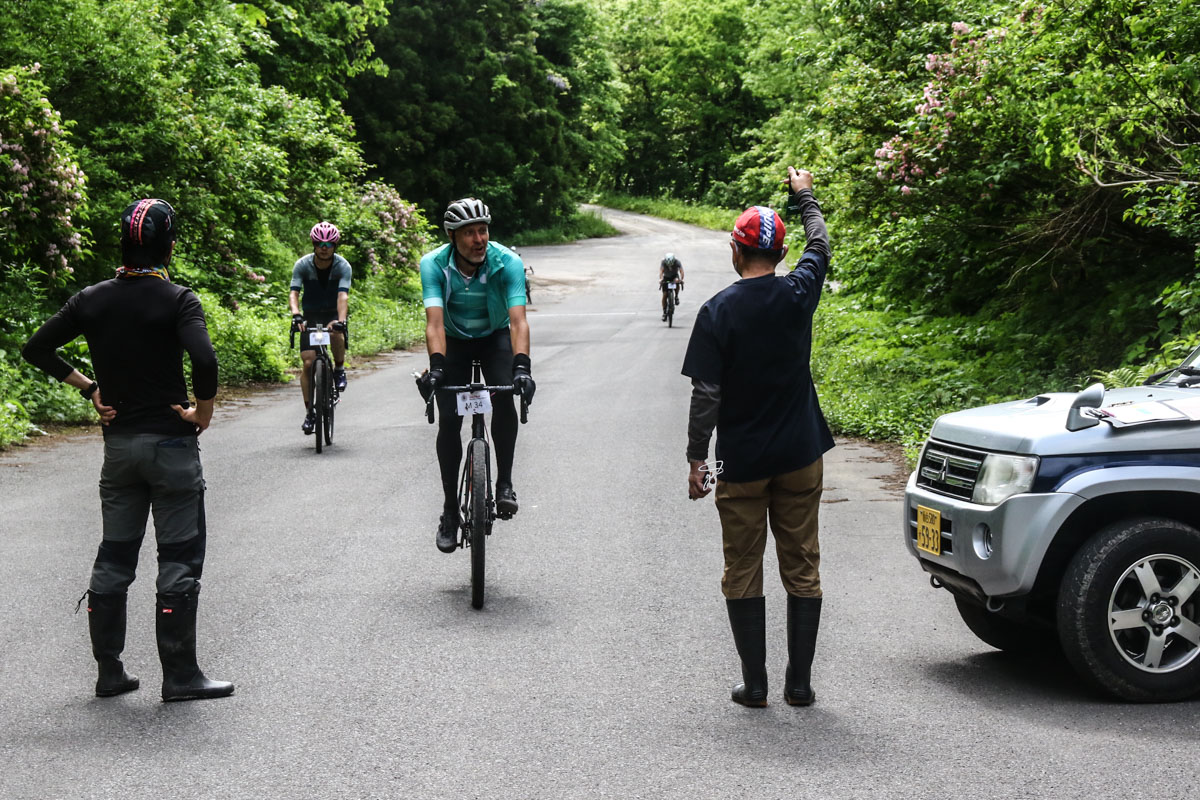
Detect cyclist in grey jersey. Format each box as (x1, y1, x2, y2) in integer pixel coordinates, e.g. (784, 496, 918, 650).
(289, 221, 350, 435)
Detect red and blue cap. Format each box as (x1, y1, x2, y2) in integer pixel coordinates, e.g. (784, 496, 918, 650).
(732, 205, 785, 251)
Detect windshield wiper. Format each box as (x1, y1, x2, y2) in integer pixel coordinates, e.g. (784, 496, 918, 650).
(1143, 366, 1200, 385)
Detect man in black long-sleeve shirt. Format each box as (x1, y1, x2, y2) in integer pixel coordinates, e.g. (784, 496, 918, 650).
(22, 198, 233, 702)
(681, 167, 833, 709)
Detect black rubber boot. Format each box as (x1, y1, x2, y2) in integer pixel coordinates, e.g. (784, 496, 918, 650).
(87, 591, 139, 697)
(726, 596, 768, 708)
(156, 589, 234, 702)
(784, 594, 821, 706)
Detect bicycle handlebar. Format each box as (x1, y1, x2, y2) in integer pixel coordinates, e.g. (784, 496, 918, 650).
(421, 383, 529, 425)
(289, 320, 349, 349)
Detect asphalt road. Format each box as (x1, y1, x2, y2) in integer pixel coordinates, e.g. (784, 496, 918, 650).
(1, 207, 1197, 799)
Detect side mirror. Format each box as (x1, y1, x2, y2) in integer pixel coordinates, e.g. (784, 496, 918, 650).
(1066, 382, 1105, 431)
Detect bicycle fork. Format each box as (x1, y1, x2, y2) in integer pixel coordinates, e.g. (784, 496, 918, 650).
(457, 424, 495, 546)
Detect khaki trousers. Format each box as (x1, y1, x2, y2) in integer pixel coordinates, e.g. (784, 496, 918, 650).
(715, 458, 823, 599)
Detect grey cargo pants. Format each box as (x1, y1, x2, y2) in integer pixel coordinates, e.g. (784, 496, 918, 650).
(91, 433, 206, 595)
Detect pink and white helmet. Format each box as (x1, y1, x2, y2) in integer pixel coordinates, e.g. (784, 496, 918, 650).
(310, 221, 341, 245)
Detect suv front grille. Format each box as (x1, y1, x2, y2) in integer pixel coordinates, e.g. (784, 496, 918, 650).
(917, 441, 985, 500)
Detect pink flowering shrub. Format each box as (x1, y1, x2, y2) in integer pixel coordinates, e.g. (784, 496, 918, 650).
(874, 21, 1007, 197)
(338, 182, 432, 298)
(0, 64, 89, 287)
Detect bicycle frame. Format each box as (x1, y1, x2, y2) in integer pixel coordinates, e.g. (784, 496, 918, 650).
(420, 362, 529, 532)
(420, 359, 529, 609)
(290, 321, 347, 451)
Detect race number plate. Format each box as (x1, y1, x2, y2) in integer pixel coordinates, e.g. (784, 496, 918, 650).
(456, 390, 492, 416)
(309, 331, 330, 346)
(667, 282, 677, 289)
(915, 505, 942, 556)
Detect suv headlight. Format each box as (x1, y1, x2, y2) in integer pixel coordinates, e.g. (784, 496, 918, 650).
(972, 453, 1039, 505)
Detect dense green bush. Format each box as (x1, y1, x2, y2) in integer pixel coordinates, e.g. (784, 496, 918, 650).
(811, 290, 1083, 460)
(345, 295, 426, 357)
(0, 361, 31, 447)
(197, 291, 292, 385)
(197, 289, 425, 388)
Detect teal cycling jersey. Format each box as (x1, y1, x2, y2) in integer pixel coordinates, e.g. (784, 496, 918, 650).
(420, 241, 527, 339)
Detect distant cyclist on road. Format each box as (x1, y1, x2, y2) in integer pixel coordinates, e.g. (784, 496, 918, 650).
(289, 221, 350, 435)
(416, 198, 534, 553)
(660, 252, 684, 320)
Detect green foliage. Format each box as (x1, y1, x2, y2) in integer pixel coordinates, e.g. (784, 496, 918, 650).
(194, 289, 427, 387)
(246, 0, 389, 102)
(508, 209, 619, 247)
(533, 0, 627, 187)
(347, 0, 611, 233)
(595, 0, 1200, 449)
(598, 0, 766, 202)
(197, 291, 291, 385)
(332, 182, 433, 300)
(0, 0, 382, 305)
(0, 64, 89, 302)
(0, 335, 97, 447)
(0, 0, 435, 447)
(595, 192, 738, 231)
(345, 294, 426, 356)
(0, 360, 32, 447)
(811, 289, 1082, 456)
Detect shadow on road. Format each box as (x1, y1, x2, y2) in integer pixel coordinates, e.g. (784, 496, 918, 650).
(925, 650, 1200, 734)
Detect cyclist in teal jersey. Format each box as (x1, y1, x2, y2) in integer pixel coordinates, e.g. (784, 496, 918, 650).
(417, 198, 535, 553)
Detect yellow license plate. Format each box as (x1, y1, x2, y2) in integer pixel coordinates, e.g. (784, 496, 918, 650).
(916, 505, 942, 556)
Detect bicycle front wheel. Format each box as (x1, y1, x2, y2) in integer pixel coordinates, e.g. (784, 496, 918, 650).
(323, 373, 335, 446)
(313, 359, 327, 454)
(469, 442, 487, 610)
(667, 293, 675, 328)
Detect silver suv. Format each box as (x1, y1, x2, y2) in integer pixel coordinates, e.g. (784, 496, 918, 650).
(904, 361, 1200, 701)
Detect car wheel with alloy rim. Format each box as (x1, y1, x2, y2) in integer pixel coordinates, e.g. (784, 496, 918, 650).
(1058, 517, 1200, 702)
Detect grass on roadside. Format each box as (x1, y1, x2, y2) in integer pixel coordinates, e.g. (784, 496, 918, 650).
(508, 209, 619, 247)
(594, 192, 739, 232)
(811, 291, 1088, 465)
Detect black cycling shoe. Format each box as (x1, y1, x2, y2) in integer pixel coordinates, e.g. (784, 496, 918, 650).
(496, 482, 518, 519)
(334, 368, 347, 392)
(301, 410, 316, 435)
(436, 510, 460, 553)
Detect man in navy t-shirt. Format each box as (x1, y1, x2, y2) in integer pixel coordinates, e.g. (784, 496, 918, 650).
(681, 166, 833, 709)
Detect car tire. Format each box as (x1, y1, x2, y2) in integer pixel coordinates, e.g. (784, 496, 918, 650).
(1057, 516, 1200, 702)
(954, 596, 1053, 654)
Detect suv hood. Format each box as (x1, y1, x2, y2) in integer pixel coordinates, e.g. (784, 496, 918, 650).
(930, 386, 1200, 456)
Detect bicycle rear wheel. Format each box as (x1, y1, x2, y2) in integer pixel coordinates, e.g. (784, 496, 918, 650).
(469, 442, 487, 610)
(313, 359, 327, 454)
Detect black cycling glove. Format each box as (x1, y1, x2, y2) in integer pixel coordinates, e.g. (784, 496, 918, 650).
(418, 352, 446, 401)
(512, 353, 535, 405)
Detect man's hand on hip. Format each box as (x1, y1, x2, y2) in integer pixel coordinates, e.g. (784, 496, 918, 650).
(172, 399, 214, 433)
(91, 389, 116, 426)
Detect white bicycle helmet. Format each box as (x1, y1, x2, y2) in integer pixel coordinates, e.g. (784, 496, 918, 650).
(443, 198, 492, 235)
